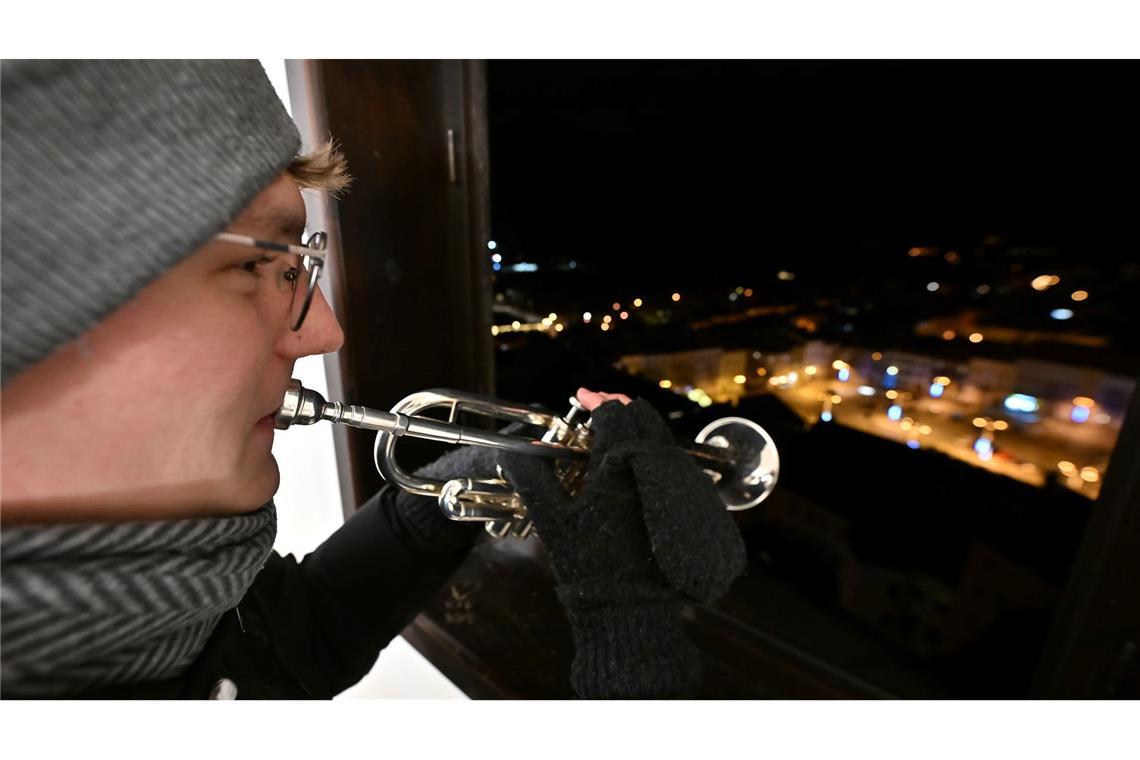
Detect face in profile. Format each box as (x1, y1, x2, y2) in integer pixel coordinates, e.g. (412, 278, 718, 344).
(0, 171, 344, 524)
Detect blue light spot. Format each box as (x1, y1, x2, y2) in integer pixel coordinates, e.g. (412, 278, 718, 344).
(1051, 308, 1074, 320)
(837, 368, 850, 382)
(492, 262, 501, 271)
(888, 404, 902, 421)
(907, 439, 920, 450)
(1071, 405, 1090, 423)
(820, 411, 832, 422)
(884, 373, 898, 389)
(1004, 393, 1040, 413)
(487, 240, 497, 250)
(929, 382, 944, 398)
(973, 437, 993, 458)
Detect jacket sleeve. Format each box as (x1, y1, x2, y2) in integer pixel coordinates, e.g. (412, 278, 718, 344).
(243, 485, 477, 698)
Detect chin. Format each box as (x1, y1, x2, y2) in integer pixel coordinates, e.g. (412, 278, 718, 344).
(227, 453, 281, 512)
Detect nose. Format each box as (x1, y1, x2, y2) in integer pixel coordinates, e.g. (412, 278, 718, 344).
(275, 285, 345, 359)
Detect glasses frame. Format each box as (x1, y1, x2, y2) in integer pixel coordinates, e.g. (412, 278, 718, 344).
(214, 231, 328, 331)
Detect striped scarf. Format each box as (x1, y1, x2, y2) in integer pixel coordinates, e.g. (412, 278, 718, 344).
(0, 502, 276, 697)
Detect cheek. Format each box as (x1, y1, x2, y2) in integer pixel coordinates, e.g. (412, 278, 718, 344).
(74, 293, 275, 473)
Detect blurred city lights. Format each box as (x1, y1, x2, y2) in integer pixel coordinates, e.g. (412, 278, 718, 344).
(888, 404, 903, 421)
(838, 368, 850, 382)
(1032, 274, 1061, 291)
(973, 417, 988, 428)
(583, 311, 592, 323)
(927, 282, 940, 292)
(886, 390, 899, 400)
(1071, 405, 1091, 423)
(659, 379, 673, 389)
(976, 284, 991, 294)
(492, 262, 502, 271)
(1057, 461, 1077, 476)
(1004, 393, 1040, 413)
(804, 365, 818, 376)
(907, 439, 921, 450)
(671, 292, 681, 302)
(1080, 467, 1100, 483)
(734, 375, 747, 385)
(820, 411, 833, 422)
(929, 382, 944, 398)
(871, 352, 883, 361)
(613, 302, 621, 311)
(886, 365, 899, 376)
(969, 332, 984, 343)
(992, 420, 1009, 431)
(942, 330, 956, 340)
(1051, 308, 1074, 320)
(1071, 290, 1089, 302)
(619, 311, 629, 320)
(487, 240, 497, 250)
(491, 252, 502, 263)
(633, 298, 643, 307)
(857, 386, 875, 396)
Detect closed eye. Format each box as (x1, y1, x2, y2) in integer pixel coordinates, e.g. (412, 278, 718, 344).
(240, 256, 276, 275)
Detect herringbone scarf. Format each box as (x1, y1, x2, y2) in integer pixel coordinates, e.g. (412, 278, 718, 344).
(0, 502, 276, 697)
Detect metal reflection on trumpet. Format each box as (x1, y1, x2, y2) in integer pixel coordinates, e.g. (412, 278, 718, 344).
(275, 379, 779, 538)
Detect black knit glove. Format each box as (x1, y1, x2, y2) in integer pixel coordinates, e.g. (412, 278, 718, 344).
(497, 398, 747, 698)
(391, 444, 501, 552)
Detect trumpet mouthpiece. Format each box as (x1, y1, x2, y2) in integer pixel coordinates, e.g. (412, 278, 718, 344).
(274, 379, 328, 429)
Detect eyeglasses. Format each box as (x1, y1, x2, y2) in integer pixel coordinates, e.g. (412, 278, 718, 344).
(214, 231, 328, 331)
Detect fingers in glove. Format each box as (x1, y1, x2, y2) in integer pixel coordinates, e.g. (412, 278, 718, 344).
(627, 449, 748, 603)
(626, 398, 675, 446)
(496, 450, 574, 525)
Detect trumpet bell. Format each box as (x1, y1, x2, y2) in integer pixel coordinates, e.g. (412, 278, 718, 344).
(694, 416, 780, 510)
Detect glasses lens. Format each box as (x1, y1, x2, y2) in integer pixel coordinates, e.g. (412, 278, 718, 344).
(289, 256, 322, 331)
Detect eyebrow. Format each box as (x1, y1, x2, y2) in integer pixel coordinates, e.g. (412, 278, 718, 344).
(249, 205, 309, 242)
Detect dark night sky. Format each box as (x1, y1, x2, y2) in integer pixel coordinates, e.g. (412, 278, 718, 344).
(486, 62, 1138, 287)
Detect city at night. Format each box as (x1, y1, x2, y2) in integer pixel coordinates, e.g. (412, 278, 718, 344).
(483, 62, 1139, 697)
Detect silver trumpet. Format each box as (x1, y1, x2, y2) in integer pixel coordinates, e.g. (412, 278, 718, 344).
(275, 379, 780, 538)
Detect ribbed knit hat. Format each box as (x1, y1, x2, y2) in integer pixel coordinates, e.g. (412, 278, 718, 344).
(1, 60, 302, 383)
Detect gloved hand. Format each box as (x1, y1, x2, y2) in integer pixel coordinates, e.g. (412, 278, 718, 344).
(497, 398, 747, 698)
(391, 444, 502, 553)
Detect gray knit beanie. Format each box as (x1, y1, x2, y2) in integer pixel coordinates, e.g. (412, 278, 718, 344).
(1, 60, 302, 384)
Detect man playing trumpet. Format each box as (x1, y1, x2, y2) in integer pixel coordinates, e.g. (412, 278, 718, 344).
(0, 60, 746, 699)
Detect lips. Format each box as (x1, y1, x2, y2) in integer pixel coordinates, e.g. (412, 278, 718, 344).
(257, 384, 294, 426)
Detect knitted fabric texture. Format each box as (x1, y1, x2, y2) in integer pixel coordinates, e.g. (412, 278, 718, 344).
(0, 502, 277, 697)
(498, 399, 747, 698)
(0, 60, 301, 383)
